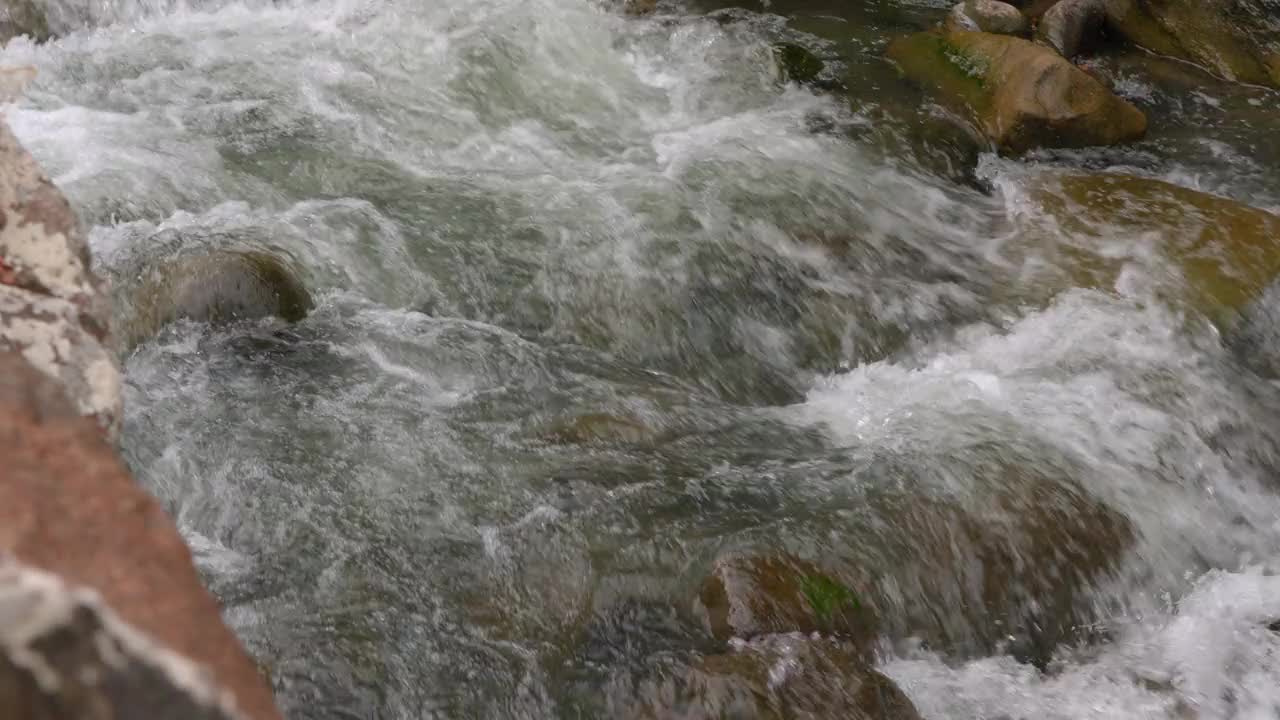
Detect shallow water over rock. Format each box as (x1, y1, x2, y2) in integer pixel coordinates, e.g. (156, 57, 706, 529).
(6, 0, 1280, 717)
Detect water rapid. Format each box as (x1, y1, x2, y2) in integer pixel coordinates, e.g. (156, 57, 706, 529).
(5, 0, 1280, 717)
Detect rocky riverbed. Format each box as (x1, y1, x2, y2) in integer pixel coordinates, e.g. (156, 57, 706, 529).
(2, 0, 1279, 717)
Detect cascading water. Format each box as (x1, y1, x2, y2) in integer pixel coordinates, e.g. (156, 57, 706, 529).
(5, 0, 1280, 716)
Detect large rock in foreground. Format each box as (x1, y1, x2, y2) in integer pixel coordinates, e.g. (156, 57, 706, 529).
(0, 561, 242, 720)
(0, 351, 282, 720)
(887, 29, 1147, 153)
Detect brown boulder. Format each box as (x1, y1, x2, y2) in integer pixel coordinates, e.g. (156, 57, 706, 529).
(886, 29, 1147, 153)
(610, 635, 921, 720)
(0, 352, 281, 720)
(1030, 173, 1280, 317)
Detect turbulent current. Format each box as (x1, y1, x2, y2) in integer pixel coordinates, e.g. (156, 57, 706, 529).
(6, 0, 1280, 717)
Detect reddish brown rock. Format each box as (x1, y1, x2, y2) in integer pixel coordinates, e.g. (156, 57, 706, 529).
(0, 352, 281, 720)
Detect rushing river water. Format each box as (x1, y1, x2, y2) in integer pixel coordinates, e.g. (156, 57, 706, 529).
(6, 0, 1280, 717)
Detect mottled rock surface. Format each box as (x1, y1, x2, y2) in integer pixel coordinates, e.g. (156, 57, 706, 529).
(0, 351, 282, 720)
(0, 562, 242, 720)
(887, 29, 1146, 153)
(1036, 0, 1108, 59)
(0, 116, 119, 435)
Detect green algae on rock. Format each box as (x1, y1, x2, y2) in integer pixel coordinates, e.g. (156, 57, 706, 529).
(886, 29, 1147, 153)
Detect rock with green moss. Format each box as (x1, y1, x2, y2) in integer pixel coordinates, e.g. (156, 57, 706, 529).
(118, 250, 313, 350)
(610, 635, 921, 720)
(696, 554, 877, 656)
(1104, 0, 1280, 88)
(945, 0, 1028, 36)
(886, 29, 1146, 153)
(772, 42, 825, 85)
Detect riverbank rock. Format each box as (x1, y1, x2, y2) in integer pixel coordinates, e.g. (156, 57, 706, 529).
(0, 351, 282, 719)
(945, 1, 1028, 36)
(696, 554, 877, 657)
(0, 110, 120, 435)
(1031, 173, 1280, 316)
(0, 561, 243, 720)
(1105, 0, 1280, 88)
(609, 635, 921, 720)
(118, 250, 312, 350)
(886, 29, 1146, 153)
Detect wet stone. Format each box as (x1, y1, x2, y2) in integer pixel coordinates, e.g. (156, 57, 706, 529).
(606, 634, 922, 720)
(696, 554, 878, 657)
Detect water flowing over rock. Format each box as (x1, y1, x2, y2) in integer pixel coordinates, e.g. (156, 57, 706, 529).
(607, 635, 922, 720)
(116, 250, 313, 351)
(1029, 173, 1280, 317)
(886, 29, 1147, 153)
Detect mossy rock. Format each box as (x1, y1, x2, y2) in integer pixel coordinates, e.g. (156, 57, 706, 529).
(1031, 173, 1280, 319)
(1104, 0, 1280, 88)
(696, 554, 878, 657)
(120, 250, 313, 349)
(772, 42, 825, 86)
(886, 29, 1146, 153)
(610, 635, 921, 720)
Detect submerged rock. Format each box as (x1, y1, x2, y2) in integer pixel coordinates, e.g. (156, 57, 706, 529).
(1105, 0, 1280, 88)
(1032, 173, 1280, 317)
(702, 447, 1135, 666)
(609, 635, 921, 720)
(622, 0, 657, 16)
(945, 0, 1028, 36)
(861, 452, 1133, 665)
(119, 250, 312, 350)
(696, 554, 877, 657)
(886, 29, 1146, 153)
(0, 0, 50, 44)
(772, 43, 825, 86)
